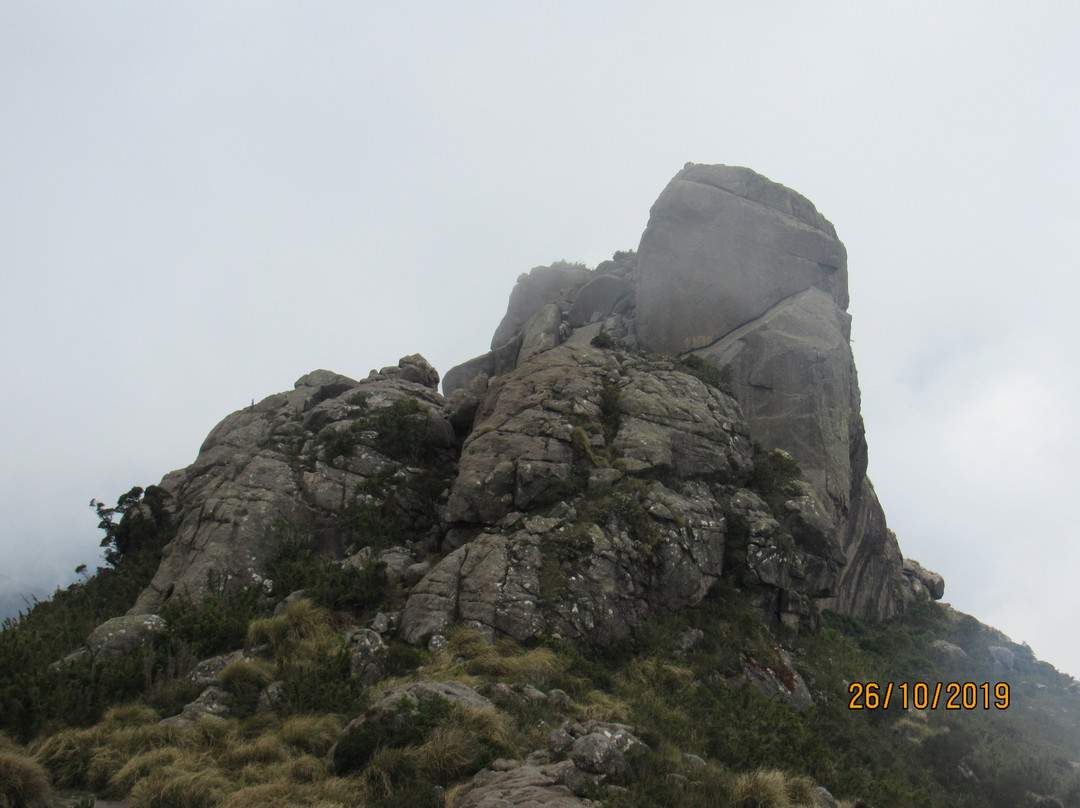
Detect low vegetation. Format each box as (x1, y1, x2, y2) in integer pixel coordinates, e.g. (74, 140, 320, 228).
(3, 476, 1079, 808)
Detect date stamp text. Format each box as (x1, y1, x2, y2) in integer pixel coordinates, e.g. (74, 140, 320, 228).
(848, 682, 1010, 710)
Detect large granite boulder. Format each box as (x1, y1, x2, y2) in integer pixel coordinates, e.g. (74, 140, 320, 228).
(490, 262, 592, 350)
(635, 163, 908, 620)
(87, 614, 167, 661)
(444, 332, 752, 526)
(453, 763, 588, 808)
(635, 163, 848, 356)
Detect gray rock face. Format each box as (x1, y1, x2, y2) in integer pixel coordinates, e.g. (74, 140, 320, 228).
(636, 163, 847, 356)
(723, 485, 845, 627)
(517, 302, 564, 366)
(930, 639, 968, 664)
(635, 163, 907, 621)
(401, 482, 727, 649)
(159, 686, 230, 727)
(491, 262, 592, 350)
(87, 614, 167, 661)
(121, 162, 919, 667)
(454, 763, 588, 808)
(568, 274, 633, 328)
(570, 733, 628, 778)
(903, 558, 946, 600)
(404, 335, 770, 648)
(443, 338, 520, 398)
(445, 339, 752, 526)
(127, 357, 455, 615)
(724, 647, 814, 712)
(403, 325, 851, 646)
(345, 627, 388, 682)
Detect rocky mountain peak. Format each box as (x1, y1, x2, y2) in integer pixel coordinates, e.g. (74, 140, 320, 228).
(121, 163, 937, 650)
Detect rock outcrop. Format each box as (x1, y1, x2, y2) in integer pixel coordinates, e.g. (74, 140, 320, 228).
(108, 162, 937, 658)
(401, 330, 845, 646)
(129, 358, 455, 614)
(633, 163, 909, 619)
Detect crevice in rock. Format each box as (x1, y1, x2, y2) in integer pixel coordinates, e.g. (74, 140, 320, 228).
(677, 286, 831, 359)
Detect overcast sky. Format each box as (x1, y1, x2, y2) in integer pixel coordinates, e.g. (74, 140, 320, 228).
(2, 3, 1078, 675)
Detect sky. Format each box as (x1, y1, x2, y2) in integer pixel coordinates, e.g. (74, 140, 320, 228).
(2, 2, 1078, 675)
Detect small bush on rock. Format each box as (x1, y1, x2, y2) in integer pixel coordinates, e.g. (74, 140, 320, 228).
(591, 332, 619, 350)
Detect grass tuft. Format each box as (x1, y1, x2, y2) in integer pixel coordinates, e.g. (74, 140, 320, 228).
(278, 715, 343, 757)
(108, 748, 188, 798)
(247, 599, 327, 655)
(732, 768, 792, 808)
(0, 749, 53, 808)
(446, 626, 572, 687)
(127, 766, 230, 808)
(101, 702, 159, 728)
(29, 726, 100, 789)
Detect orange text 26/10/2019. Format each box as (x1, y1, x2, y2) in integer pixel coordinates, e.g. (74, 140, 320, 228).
(848, 682, 1010, 710)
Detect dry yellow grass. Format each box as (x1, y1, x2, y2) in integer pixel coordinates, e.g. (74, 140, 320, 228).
(578, 689, 631, 723)
(785, 774, 818, 806)
(29, 726, 102, 789)
(127, 766, 231, 808)
(108, 748, 189, 797)
(731, 768, 793, 808)
(101, 702, 159, 728)
(277, 714, 342, 756)
(285, 754, 331, 784)
(219, 658, 276, 691)
(0, 732, 18, 754)
(0, 749, 53, 808)
(247, 599, 328, 656)
(444, 625, 572, 686)
(219, 734, 289, 770)
(444, 780, 478, 808)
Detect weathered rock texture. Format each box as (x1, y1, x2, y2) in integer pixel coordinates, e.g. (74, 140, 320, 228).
(403, 333, 845, 647)
(111, 162, 937, 655)
(634, 163, 909, 619)
(129, 358, 454, 615)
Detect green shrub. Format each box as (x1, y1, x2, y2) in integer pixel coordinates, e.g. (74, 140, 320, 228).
(266, 531, 389, 612)
(676, 354, 734, 396)
(333, 696, 452, 776)
(590, 331, 619, 350)
(599, 383, 621, 445)
(749, 443, 803, 514)
(0, 749, 52, 808)
(161, 590, 262, 661)
(339, 499, 411, 553)
(0, 484, 172, 742)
